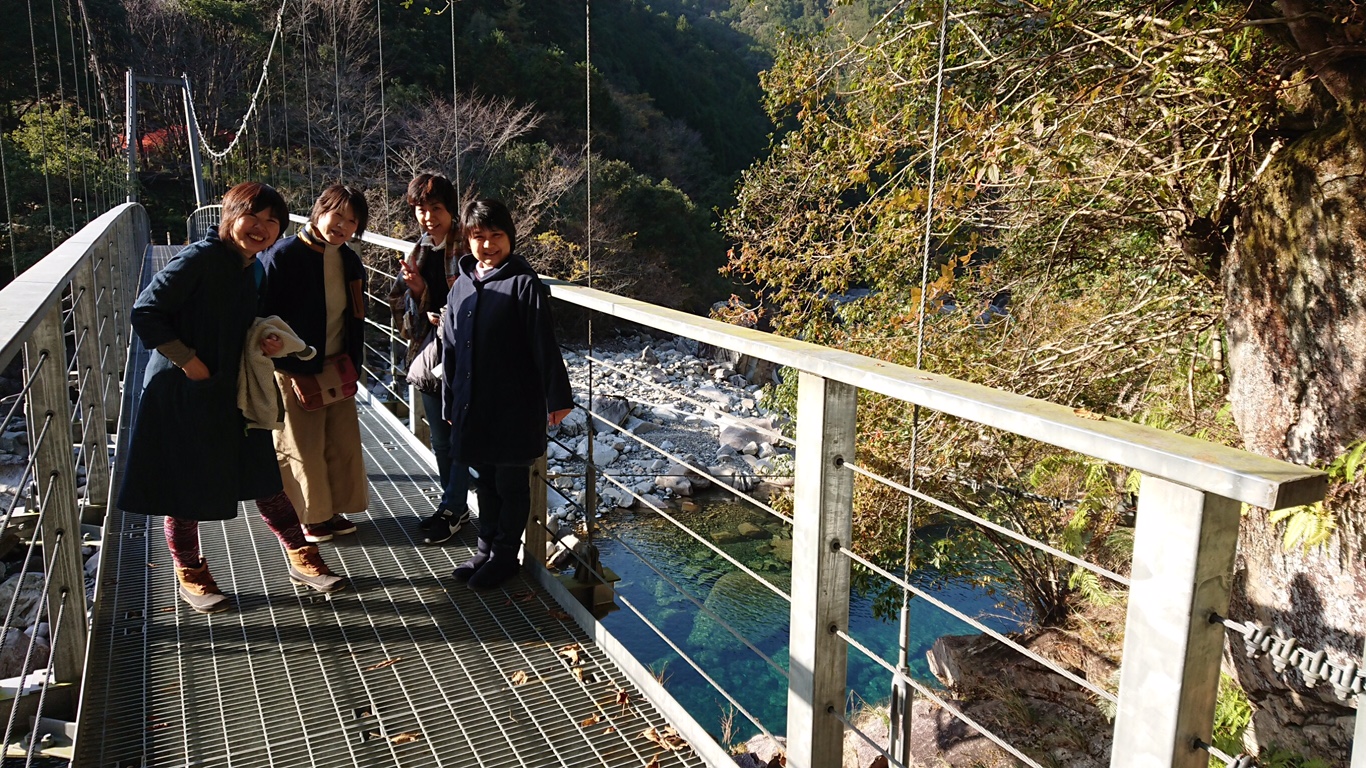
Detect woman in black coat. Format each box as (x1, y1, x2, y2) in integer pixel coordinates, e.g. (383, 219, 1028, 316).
(118, 182, 343, 614)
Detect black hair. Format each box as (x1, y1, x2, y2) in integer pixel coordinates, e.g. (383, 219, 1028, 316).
(460, 198, 517, 254)
(220, 182, 288, 240)
(310, 183, 370, 238)
(405, 173, 457, 212)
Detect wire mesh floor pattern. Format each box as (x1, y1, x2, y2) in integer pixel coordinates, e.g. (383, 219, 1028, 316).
(75, 246, 709, 768)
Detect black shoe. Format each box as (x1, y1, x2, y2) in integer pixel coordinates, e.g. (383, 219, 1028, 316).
(419, 505, 470, 532)
(467, 547, 521, 590)
(422, 507, 464, 545)
(452, 538, 493, 582)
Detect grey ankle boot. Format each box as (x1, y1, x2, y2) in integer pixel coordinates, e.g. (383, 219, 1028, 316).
(452, 538, 492, 582)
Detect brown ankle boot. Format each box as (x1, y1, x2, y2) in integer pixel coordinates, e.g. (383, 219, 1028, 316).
(286, 545, 345, 593)
(175, 560, 230, 614)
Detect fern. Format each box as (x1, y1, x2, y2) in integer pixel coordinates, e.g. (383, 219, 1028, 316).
(1068, 569, 1114, 606)
(1269, 503, 1336, 552)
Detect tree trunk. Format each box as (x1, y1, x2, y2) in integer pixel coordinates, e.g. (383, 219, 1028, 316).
(1223, 113, 1366, 763)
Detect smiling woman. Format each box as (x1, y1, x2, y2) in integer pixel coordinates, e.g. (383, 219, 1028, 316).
(258, 184, 372, 543)
(117, 181, 344, 614)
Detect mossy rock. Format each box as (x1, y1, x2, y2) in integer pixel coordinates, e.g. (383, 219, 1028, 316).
(688, 570, 791, 650)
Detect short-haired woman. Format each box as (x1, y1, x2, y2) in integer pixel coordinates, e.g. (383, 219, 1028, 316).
(259, 184, 371, 542)
(119, 182, 343, 614)
(387, 172, 472, 544)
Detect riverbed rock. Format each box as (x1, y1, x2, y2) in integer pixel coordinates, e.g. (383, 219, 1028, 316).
(0, 628, 49, 679)
(688, 571, 791, 650)
(719, 417, 782, 453)
(736, 522, 765, 539)
(0, 573, 46, 628)
(589, 395, 631, 427)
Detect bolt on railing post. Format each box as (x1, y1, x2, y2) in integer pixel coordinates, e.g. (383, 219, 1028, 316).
(24, 309, 90, 687)
(525, 452, 549, 570)
(73, 257, 111, 520)
(787, 371, 856, 768)
(1111, 474, 1239, 768)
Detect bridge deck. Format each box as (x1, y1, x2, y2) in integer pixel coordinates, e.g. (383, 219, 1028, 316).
(75, 245, 706, 767)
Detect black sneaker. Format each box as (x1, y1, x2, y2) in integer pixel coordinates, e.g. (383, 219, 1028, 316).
(422, 507, 467, 545)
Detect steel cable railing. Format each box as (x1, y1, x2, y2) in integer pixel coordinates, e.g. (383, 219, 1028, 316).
(529, 490, 785, 748)
(839, 457, 1131, 587)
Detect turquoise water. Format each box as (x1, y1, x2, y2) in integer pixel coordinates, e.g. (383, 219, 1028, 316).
(591, 496, 1026, 742)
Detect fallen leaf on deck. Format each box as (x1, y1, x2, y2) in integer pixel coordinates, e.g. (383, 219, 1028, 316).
(365, 657, 403, 671)
(389, 731, 422, 744)
(510, 590, 535, 602)
(640, 725, 686, 752)
(614, 688, 632, 715)
(510, 669, 530, 685)
(559, 644, 583, 664)
(548, 609, 572, 621)
(602, 725, 616, 735)
(1073, 408, 1104, 420)
(645, 754, 662, 768)
(580, 713, 601, 727)
(146, 563, 157, 568)
(572, 667, 585, 682)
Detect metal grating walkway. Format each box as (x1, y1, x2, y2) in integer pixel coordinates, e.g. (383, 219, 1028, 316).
(74, 245, 709, 767)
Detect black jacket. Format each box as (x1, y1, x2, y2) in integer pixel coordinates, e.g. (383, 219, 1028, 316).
(386, 234, 450, 364)
(117, 229, 282, 520)
(258, 228, 367, 375)
(440, 252, 574, 465)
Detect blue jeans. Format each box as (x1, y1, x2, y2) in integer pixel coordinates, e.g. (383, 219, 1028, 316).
(421, 389, 469, 513)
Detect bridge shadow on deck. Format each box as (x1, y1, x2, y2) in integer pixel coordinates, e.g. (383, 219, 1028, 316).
(74, 246, 705, 768)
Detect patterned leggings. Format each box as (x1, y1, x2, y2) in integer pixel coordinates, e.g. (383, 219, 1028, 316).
(164, 491, 308, 569)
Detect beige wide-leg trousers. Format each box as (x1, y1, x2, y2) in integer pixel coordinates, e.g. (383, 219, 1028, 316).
(273, 372, 369, 525)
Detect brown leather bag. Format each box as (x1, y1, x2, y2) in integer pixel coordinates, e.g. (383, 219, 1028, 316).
(289, 353, 359, 411)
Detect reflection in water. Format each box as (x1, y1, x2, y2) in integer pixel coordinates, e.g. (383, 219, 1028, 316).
(590, 494, 1026, 740)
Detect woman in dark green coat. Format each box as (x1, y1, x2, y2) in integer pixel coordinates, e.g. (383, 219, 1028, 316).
(118, 182, 343, 613)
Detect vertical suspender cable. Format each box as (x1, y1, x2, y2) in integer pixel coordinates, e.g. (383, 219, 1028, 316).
(579, 0, 600, 566)
(27, 0, 56, 250)
(888, 1, 952, 763)
(301, 2, 316, 199)
(375, 0, 389, 218)
(332, 4, 343, 182)
(264, 43, 276, 189)
(64, 0, 90, 225)
(1, 123, 17, 278)
(281, 3, 293, 196)
(75, 0, 113, 212)
(49, 0, 77, 234)
(450, 0, 460, 200)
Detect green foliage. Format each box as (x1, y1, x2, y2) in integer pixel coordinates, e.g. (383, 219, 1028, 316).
(1265, 438, 1366, 552)
(1210, 673, 1252, 763)
(1258, 748, 1331, 768)
(11, 104, 106, 178)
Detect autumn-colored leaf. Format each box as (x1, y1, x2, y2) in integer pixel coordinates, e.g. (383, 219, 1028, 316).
(572, 667, 586, 682)
(510, 670, 530, 685)
(640, 725, 686, 751)
(580, 713, 601, 727)
(560, 643, 584, 664)
(614, 688, 632, 715)
(548, 609, 572, 621)
(510, 590, 535, 602)
(602, 725, 617, 735)
(1073, 408, 1104, 421)
(390, 731, 422, 744)
(365, 657, 403, 671)
(645, 755, 661, 768)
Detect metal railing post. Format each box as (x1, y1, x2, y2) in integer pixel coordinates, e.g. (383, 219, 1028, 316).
(94, 234, 120, 425)
(73, 257, 111, 519)
(24, 310, 90, 687)
(1111, 474, 1239, 768)
(409, 383, 429, 443)
(786, 371, 856, 768)
(526, 453, 548, 570)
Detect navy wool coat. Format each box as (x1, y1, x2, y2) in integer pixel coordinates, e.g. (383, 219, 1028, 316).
(117, 229, 283, 520)
(257, 231, 367, 376)
(440, 252, 574, 466)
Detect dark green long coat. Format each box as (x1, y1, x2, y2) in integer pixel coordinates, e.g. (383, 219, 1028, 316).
(117, 229, 283, 520)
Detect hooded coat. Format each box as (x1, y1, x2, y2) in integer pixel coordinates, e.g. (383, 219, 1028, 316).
(117, 229, 283, 520)
(439, 252, 574, 466)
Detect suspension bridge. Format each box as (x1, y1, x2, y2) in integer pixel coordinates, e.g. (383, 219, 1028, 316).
(0, 1, 1361, 768)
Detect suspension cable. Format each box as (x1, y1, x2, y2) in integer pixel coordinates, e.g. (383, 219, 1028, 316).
(64, 0, 90, 226)
(450, 0, 460, 198)
(1, 109, 16, 278)
(891, 0, 952, 760)
(580, 0, 599, 564)
(376, 0, 389, 215)
(26, 0, 56, 251)
(49, 0, 76, 234)
(183, 0, 287, 162)
(331, 3, 343, 181)
(299, 1, 316, 199)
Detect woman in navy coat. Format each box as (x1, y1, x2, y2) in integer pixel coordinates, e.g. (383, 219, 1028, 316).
(440, 199, 574, 590)
(118, 182, 343, 613)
